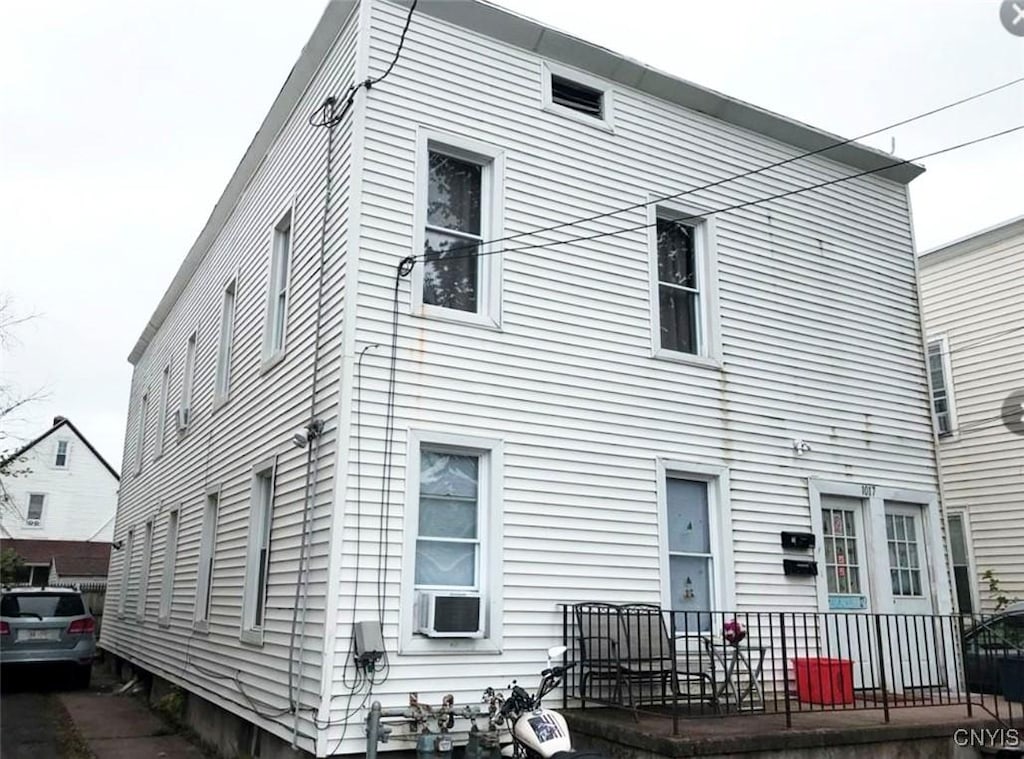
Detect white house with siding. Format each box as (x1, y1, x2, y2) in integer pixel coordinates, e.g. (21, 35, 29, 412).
(919, 215, 1024, 614)
(101, 1, 952, 755)
(1, 416, 119, 585)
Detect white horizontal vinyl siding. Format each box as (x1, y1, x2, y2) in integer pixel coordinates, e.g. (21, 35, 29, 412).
(324, 1, 936, 752)
(920, 231, 1024, 612)
(103, 6, 361, 754)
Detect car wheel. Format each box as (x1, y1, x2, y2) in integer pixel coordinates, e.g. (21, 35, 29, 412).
(71, 665, 92, 690)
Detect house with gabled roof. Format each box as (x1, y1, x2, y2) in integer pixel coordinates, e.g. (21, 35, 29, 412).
(1, 416, 119, 585)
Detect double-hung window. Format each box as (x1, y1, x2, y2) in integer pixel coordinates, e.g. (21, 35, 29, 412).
(403, 432, 503, 652)
(158, 508, 180, 625)
(665, 478, 715, 633)
(414, 132, 503, 326)
(155, 365, 171, 457)
(215, 279, 236, 404)
(650, 206, 719, 363)
(119, 528, 135, 617)
(138, 520, 154, 619)
(194, 492, 219, 630)
(265, 208, 293, 361)
(26, 493, 45, 527)
(54, 440, 69, 468)
(242, 462, 276, 642)
(134, 391, 149, 474)
(927, 336, 955, 436)
(180, 332, 197, 429)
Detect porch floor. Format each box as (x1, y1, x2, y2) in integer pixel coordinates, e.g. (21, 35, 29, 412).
(564, 699, 1016, 757)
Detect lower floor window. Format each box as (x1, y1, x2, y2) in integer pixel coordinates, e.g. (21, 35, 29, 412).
(666, 477, 715, 633)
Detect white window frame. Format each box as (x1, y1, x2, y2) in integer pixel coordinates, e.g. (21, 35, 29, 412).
(925, 334, 957, 438)
(134, 390, 149, 475)
(539, 60, 615, 132)
(138, 519, 154, 620)
(25, 493, 46, 528)
(945, 509, 979, 614)
(410, 128, 504, 330)
(241, 459, 277, 644)
(155, 364, 171, 458)
(180, 330, 198, 429)
(158, 506, 181, 626)
(656, 460, 734, 628)
(194, 487, 221, 632)
(118, 527, 135, 618)
(54, 439, 70, 468)
(807, 479, 952, 615)
(214, 277, 237, 408)
(400, 429, 504, 655)
(648, 200, 722, 368)
(263, 201, 295, 369)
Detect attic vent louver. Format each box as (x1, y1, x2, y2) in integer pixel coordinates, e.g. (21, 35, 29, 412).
(550, 75, 604, 118)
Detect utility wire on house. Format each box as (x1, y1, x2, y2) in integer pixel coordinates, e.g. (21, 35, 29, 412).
(415, 75, 1024, 260)
(402, 123, 1024, 268)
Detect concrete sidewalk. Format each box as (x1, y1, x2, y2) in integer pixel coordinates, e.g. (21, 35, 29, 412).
(59, 689, 207, 759)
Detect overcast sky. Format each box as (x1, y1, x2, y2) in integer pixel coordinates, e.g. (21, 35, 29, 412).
(2, 1, 1022, 470)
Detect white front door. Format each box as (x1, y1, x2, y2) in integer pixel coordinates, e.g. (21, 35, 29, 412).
(884, 501, 941, 689)
(820, 495, 877, 688)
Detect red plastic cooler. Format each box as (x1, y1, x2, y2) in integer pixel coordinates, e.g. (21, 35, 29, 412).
(793, 657, 854, 705)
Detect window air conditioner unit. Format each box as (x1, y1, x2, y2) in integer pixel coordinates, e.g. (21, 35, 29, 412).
(416, 591, 484, 638)
(175, 407, 190, 432)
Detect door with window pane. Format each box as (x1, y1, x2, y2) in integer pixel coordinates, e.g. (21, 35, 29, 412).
(884, 501, 940, 689)
(820, 495, 876, 688)
(666, 478, 713, 634)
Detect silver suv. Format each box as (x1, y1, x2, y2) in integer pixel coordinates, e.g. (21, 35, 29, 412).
(0, 586, 96, 688)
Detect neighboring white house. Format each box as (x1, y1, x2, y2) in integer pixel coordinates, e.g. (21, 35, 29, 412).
(101, 1, 950, 756)
(919, 215, 1024, 614)
(1, 416, 119, 585)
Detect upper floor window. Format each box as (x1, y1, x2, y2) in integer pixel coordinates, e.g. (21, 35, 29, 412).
(541, 61, 614, 130)
(413, 132, 504, 328)
(265, 208, 293, 361)
(134, 391, 149, 475)
(155, 364, 171, 457)
(927, 337, 955, 437)
(215, 279, 237, 404)
(54, 440, 69, 468)
(180, 332, 197, 430)
(26, 493, 45, 528)
(649, 206, 720, 365)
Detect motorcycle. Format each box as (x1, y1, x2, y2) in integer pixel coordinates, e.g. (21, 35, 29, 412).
(490, 645, 607, 759)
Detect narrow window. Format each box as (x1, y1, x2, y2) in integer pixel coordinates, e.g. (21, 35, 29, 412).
(656, 215, 701, 354)
(54, 440, 69, 468)
(666, 478, 714, 633)
(243, 466, 276, 636)
(550, 74, 604, 118)
(215, 280, 237, 402)
(266, 211, 292, 356)
(416, 450, 482, 590)
(134, 391, 149, 474)
(822, 505, 864, 596)
(26, 494, 45, 527)
(159, 509, 180, 624)
(927, 338, 954, 436)
(423, 149, 488, 314)
(119, 528, 135, 616)
(195, 493, 219, 627)
(138, 520, 154, 619)
(180, 332, 197, 426)
(155, 365, 171, 457)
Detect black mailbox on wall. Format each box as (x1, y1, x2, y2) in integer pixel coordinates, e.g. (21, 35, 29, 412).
(781, 531, 816, 550)
(783, 559, 818, 576)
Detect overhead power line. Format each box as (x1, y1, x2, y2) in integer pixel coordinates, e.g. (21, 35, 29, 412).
(408, 123, 1024, 267)
(420, 76, 1024, 259)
